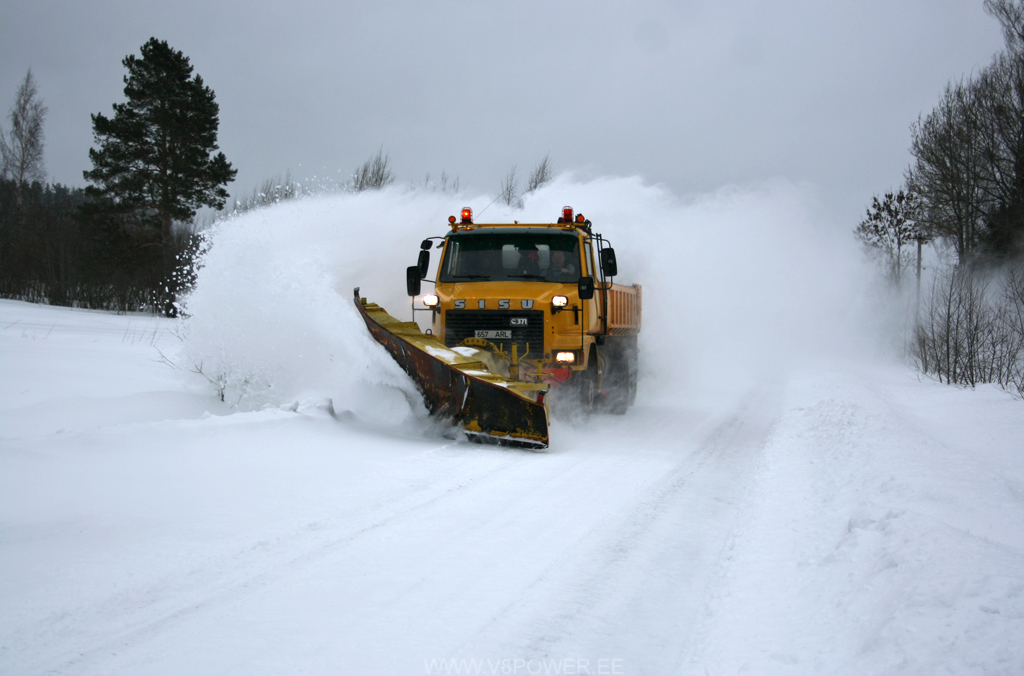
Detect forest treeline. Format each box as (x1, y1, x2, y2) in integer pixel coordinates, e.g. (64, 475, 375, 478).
(857, 0, 1024, 395)
(0, 45, 402, 314)
(0, 178, 201, 312)
(0, 41, 551, 315)
(0, 41, 230, 314)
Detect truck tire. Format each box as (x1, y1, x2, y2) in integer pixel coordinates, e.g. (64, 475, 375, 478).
(602, 336, 637, 414)
(625, 337, 639, 406)
(578, 346, 599, 411)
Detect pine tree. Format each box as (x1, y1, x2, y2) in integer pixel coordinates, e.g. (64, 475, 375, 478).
(84, 38, 236, 309)
(855, 189, 927, 283)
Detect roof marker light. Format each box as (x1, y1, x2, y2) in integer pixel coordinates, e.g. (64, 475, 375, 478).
(448, 215, 457, 224)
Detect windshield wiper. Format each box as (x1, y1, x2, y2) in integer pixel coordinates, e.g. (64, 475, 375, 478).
(508, 274, 546, 280)
(448, 274, 491, 280)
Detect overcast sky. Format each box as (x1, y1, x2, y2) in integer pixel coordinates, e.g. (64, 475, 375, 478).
(0, 0, 1008, 226)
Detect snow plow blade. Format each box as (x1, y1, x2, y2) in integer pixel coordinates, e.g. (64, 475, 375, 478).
(353, 288, 549, 448)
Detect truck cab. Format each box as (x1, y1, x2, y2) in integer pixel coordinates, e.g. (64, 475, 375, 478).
(408, 206, 641, 412)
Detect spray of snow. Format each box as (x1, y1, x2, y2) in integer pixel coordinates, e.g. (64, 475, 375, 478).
(177, 173, 877, 421)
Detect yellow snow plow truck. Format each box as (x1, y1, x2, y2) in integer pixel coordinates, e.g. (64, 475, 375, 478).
(354, 205, 641, 448)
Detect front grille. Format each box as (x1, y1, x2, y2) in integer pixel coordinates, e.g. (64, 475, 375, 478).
(445, 310, 545, 361)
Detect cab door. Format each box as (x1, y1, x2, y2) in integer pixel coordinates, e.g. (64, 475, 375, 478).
(583, 239, 602, 334)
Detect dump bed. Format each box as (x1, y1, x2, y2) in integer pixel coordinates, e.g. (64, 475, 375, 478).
(606, 283, 642, 336)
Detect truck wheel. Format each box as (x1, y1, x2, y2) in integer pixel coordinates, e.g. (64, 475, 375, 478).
(578, 351, 599, 411)
(601, 338, 635, 414)
(604, 353, 628, 414)
(625, 338, 639, 406)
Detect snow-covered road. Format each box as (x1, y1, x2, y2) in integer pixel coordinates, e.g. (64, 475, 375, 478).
(2, 298, 1022, 675)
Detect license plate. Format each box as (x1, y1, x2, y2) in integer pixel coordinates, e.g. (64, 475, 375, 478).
(475, 329, 512, 339)
(510, 317, 528, 326)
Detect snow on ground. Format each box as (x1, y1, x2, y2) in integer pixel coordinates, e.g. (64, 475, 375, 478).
(2, 178, 1023, 675)
(687, 368, 1024, 675)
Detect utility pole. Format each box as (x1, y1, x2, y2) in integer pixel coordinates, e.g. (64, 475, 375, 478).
(914, 234, 927, 322)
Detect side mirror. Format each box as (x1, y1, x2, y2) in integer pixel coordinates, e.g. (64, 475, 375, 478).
(406, 266, 421, 296)
(417, 250, 430, 278)
(420, 239, 432, 250)
(600, 247, 618, 277)
(578, 276, 595, 300)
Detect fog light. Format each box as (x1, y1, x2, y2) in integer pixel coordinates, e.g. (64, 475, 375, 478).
(555, 351, 576, 363)
(552, 295, 568, 307)
(422, 294, 439, 307)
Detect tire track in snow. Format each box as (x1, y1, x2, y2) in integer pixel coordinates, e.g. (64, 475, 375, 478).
(19, 387, 781, 675)
(24, 439, 540, 675)
(445, 385, 783, 672)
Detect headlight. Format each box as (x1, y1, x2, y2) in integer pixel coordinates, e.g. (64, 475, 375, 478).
(552, 295, 568, 307)
(422, 294, 439, 307)
(555, 351, 576, 363)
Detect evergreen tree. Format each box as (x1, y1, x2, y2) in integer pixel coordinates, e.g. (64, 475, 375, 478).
(84, 38, 236, 309)
(855, 189, 926, 283)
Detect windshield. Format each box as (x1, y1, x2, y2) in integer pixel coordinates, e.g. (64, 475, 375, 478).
(439, 231, 582, 283)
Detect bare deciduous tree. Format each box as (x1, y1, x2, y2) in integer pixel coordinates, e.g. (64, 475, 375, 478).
(439, 171, 459, 194)
(913, 263, 1024, 395)
(906, 80, 989, 264)
(0, 69, 47, 187)
(351, 148, 394, 192)
(973, 49, 1024, 259)
(422, 171, 459, 194)
(986, 0, 1024, 53)
(904, 3, 1024, 262)
(525, 155, 552, 194)
(230, 174, 302, 214)
(498, 164, 522, 208)
(892, 3, 1024, 394)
